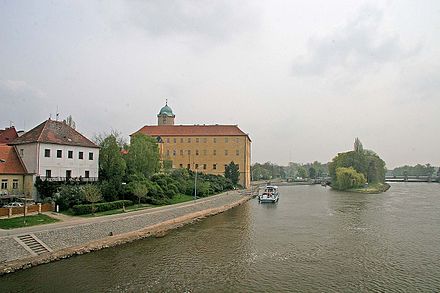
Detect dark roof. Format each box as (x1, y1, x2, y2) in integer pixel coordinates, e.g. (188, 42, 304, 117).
(0, 127, 18, 144)
(10, 119, 99, 148)
(0, 145, 27, 174)
(132, 125, 251, 140)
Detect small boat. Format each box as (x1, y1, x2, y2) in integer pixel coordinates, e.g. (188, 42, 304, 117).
(258, 185, 279, 203)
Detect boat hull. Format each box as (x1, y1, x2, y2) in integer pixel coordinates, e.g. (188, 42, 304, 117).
(258, 196, 279, 203)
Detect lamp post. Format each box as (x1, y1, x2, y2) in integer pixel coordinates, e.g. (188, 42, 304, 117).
(121, 182, 127, 212)
(194, 166, 198, 200)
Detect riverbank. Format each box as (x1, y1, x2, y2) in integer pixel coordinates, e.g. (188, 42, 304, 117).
(0, 190, 251, 275)
(349, 183, 391, 194)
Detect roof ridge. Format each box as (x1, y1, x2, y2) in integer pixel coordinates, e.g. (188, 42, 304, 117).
(36, 119, 49, 143)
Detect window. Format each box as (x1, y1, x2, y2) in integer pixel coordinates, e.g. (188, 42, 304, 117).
(89, 152, 94, 160)
(237, 164, 240, 170)
(57, 150, 62, 158)
(173, 138, 177, 143)
(68, 150, 73, 159)
(203, 149, 207, 155)
(166, 150, 170, 156)
(46, 170, 52, 178)
(236, 149, 240, 156)
(166, 138, 170, 143)
(196, 138, 199, 143)
(44, 149, 50, 157)
(224, 164, 228, 170)
(195, 164, 199, 169)
(213, 138, 217, 143)
(213, 150, 217, 156)
(173, 150, 176, 156)
(19, 149, 24, 157)
(187, 138, 191, 143)
(12, 179, 19, 189)
(180, 150, 184, 156)
(179, 164, 183, 168)
(213, 164, 217, 170)
(196, 150, 199, 156)
(180, 138, 184, 143)
(187, 164, 191, 169)
(203, 164, 207, 170)
(66, 170, 72, 178)
(187, 150, 191, 155)
(1, 179, 7, 189)
(85, 170, 90, 178)
(203, 138, 207, 143)
(225, 137, 229, 143)
(79, 152, 84, 159)
(225, 150, 228, 155)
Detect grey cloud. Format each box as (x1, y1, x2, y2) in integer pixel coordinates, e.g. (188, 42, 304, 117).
(292, 6, 418, 76)
(0, 80, 48, 129)
(121, 0, 259, 41)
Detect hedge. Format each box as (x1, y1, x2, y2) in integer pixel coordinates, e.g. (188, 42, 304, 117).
(72, 200, 133, 215)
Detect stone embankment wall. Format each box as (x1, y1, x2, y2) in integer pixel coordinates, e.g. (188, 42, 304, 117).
(0, 191, 250, 275)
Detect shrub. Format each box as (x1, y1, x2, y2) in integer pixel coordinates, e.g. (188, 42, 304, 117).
(334, 167, 366, 190)
(55, 185, 85, 211)
(72, 200, 133, 215)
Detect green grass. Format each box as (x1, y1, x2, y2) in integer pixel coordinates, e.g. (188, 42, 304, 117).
(350, 183, 391, 194)
(0, 214, 60, 229)
(168, 194, 194, 204)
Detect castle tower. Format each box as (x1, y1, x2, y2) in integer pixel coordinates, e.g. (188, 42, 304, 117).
(157, 101, 175, 126)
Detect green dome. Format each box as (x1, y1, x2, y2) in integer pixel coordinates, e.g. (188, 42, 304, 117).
(158, 104, 174, 117)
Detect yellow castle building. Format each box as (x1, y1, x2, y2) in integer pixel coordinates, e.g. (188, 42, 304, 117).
(133, 103, 251, 188)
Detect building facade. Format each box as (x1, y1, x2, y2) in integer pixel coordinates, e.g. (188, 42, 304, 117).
(133, 104, 251, 188)
(0, 144, 34, 198)
(10, 119, 99, 182)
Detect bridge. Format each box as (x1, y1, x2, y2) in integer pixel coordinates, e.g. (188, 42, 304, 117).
(385, 175, 440, 183)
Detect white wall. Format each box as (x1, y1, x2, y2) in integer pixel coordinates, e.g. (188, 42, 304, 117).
(38, 143, 99, 178)
(16, 143, 38, 174)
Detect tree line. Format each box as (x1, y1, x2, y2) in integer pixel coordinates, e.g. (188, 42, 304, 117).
(251, 161, 329, 181)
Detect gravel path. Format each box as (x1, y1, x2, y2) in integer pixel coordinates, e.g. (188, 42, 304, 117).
(0, 191, 249, 264)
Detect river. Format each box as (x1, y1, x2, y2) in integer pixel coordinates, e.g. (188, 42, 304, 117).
(2, 183, 440, 292)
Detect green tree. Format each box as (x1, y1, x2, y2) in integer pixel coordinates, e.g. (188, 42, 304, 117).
(225, 161, 240, 185)
(128, 181, 149, 205)
(296, 166, 307, 179)
(82, 184, 102, 214)
(308, 167, 316, 179)
(334, 167, 366, 190)
(126, 133, 160, 178)
(63, 115, 76, 129)
(98, 132, 126, 182)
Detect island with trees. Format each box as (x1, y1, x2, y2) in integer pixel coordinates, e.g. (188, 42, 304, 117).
(328, 138, 389, 193)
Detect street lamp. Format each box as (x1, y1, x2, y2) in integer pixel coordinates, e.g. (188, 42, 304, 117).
(121, 182, 127, 212)
(194, 166, 198, 200)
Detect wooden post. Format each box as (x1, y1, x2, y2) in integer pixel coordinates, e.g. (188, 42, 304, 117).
(8, 207, 12, 218)
(38, 203, 42, 214)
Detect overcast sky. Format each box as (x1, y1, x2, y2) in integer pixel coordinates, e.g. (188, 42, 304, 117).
(1, 0, 439, 168)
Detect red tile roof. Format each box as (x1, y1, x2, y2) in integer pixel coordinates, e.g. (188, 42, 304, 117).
(0, 127, 18, 144)
(0, 145, 27, 174)
(133, 125, 251, 139)
(10, 119, 99, 148)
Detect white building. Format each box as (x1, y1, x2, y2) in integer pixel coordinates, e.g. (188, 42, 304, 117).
(10, 119, 99, 182)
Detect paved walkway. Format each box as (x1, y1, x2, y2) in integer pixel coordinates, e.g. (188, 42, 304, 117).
(0, 190, 250, 265)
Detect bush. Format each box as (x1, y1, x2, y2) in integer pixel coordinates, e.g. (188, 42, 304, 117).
(334, 167, 366, 190)
(72, 200, 133, 215)
(55, 185, 85, 211)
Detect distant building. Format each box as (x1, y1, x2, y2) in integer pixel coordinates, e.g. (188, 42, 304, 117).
(0, 144, 34, 199)
(9, 119, 99, 183)
(132, 103, 251, 188)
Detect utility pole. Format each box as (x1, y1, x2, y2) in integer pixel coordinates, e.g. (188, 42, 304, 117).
(194, 166, 198, 200)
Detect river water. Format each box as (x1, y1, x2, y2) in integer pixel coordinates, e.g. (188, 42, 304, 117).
(2, 183, 440, 292)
